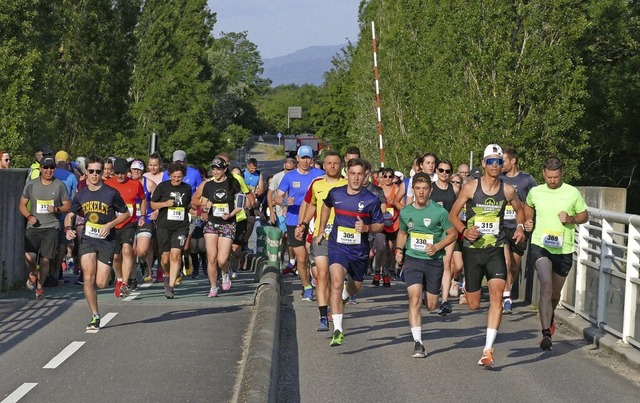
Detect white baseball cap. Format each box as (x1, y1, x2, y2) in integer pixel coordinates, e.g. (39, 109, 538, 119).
(483, 144, 503, 159)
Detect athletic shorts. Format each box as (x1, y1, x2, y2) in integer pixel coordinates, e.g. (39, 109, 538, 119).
(287, 225, 305, 248)
(191, 223, 204, 239)
(233, 220, 248, 246)
(156, 226, 189, 253)
(503, 227, 527, 256)
(329, 245, 368, 282)
(203, 222, 236, 240)
(25, 227, 59, 259)
(384, 229, 398, 243)
(310, 237, 329, 259)
(79, 242, 115, 266)
(530, 244, 574, 277)
(114, 222, 137, 254)
(276, 215, 287, 233)
(403, 255, 444, 295)
(462, 247, 507, 293)
(136, 221, 155, 238)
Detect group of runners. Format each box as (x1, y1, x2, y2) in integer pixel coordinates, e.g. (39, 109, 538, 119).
(19, 147, 260, 331)
(17, 141, 589, 367)
(273, 143, 587, 367)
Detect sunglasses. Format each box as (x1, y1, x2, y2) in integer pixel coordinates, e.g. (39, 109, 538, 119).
(438, 168, 452, 174)
(382, 174, 394, 178)
(485, 158, 504, 166)
(42, 166, 55, 170)
(87, 169, 103, 175)
(451, 180, 462, 185)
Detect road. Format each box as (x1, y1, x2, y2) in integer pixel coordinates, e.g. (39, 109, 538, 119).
(277, 276, 640, 402)
(0, 272, 257, 403)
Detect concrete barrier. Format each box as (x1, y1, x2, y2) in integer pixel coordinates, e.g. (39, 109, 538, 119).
(232, 271, 281, 403)
(0, 169, 29, 296)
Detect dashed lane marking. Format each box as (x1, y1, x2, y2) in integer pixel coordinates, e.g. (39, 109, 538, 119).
(43, 341, 85, 369)
(122, 292, 140, 301)
(1, 383, 37, 403)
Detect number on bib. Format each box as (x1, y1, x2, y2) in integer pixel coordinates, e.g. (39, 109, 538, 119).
(168, 207, 185, 221)
(212, 203, 229, 218)
(476, 216, 500, 235)
(85, 222, 106, 239)
(36, 200, 54, 214)
(503, 205, 516, 220)
(410, 233, 434, 251)
(541, 230, 563, 249)
(337, 226, 361, 245)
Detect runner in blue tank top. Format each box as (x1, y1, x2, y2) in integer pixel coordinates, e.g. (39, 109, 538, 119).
(315, 158, 384, 347)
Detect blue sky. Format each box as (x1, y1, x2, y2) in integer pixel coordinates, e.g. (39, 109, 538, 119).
(208, 0, 361, 59)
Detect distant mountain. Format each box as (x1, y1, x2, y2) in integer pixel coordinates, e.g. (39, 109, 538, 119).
(262, 45, 346, 87)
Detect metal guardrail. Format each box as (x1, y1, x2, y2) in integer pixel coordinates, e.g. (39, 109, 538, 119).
(561, 207, 640, 349)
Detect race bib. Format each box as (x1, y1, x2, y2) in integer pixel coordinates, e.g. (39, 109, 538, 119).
(384, 207, 395, 219)
(36, 199, 53, 214)
(168, 207, 185, 221)
(476, 216, 500, 235)
(212, 203, 229, 218)
(459, 210, 467, 222)
(542, 230, 563, 249)
(504, 205, 516, 220)
(85, 222, 106, 239)
(410, 233, 434, 251)
(325, 223, 333, 236)
(118, 203, 134, 217)
(337, 226, 361, 245)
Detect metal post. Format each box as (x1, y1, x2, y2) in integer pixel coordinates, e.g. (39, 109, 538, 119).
(598, 219, 613, 328)
(623, 223, 639, 343)
(574, 221, 590, 315)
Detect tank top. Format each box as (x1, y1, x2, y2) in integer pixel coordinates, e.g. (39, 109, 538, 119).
(430, 182, 456, 212)
(464, 179, 507, 249)
(383, 184, 400, 233)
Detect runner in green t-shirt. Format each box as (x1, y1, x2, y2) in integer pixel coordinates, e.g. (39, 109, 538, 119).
(524, 156, 588, 351)
(395, 172, 457, 358)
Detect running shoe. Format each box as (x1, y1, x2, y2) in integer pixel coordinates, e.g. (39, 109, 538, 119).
(75, 276, 84, 285)
(383, 275, 391, 287)
(86, 315, 100, 331)
(120, 282, 131, 297)
(330, 330, 344, 347)
(230, 269, 237, 279)
(502, 298, 513, 315)
(449, 280, 459, 297)
(143, 274, 153, 283)
(35, 288, 44, 300)
(282, 263, 295, 275)
(459, 293, 468, 305)
(412, 341, 426, 358)
(114, 280, 123, 298)
(165, 286, 174, 299)
(140, 260, 149, 279)
(372, 273, 381, 286)
(540, 335, 553, 351)
(221, 273, 232, 291)
(316, 316, 329, 332)
(437, 300, 453, 316)
(301, 288, 313, 301)
(128, 278, 138, 292)
(347, 295, 357, 305)
(208, 287, 219, 298)
(175, 273, 182, 285)
(182, 259, 192, 277)
(26, 271, 38, 290)
(478, 348, 494, 368)
(190, 273, 199, 280)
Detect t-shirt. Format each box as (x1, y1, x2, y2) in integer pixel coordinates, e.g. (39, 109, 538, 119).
(323, 185, 384, 251)
(278, 167, 324, 226)
(365, 183, 387, 206)
(527, 182, 587, 254)
(269, 170, 287, 217)
(304, 176, 348, 237)
(243, 169, 261, 193)
(22, 178, 70, 229)
(399, 201, 452, 260)
(201, 176, 240, 225)
(161, 165, 202, 194)
(500, 171, 537, 228)
(54, 168, 78, 198)
(105, 177, 145, 228)
(152, 181, 192, 230)
(69, 183, 128, 247)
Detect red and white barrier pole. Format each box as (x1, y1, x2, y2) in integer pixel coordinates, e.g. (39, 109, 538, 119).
(372, 21, 385, 167)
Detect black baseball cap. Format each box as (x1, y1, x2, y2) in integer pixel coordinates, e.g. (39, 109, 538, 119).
(113, 158, 129, 174)
(412, 172, 432, 185)
(40, 157, 56, 168)
(36, 144, 53, 156)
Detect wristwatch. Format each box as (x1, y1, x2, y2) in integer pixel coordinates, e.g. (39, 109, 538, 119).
(517, 223, 525, 230)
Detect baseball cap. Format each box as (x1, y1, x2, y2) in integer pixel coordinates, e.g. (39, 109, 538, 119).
(130, 159, 145, 171)
(483, 144, 503, 159)
(55, 150, 70, 163)
(113, 158, 129, 174)
(75, 157, 86, 174)
(394, 171, 404, 181)
(173, 150, 187, 162)
(40, 157, 56, 168)
(210, 157, 227, 168)
(36, 144, 53, 156)
(412, 172, 431, 185)
(297, 145, 313, 158)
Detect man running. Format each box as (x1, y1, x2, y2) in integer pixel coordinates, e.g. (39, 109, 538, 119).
(315, 158, 384, 346)
(499, 147, 537, 313)
(276, 145, 324, 301)
(65, 156, 130, 330)
(296, 150, 347, 331)
(524, 156, 588, 351)
(106, 158, 146, 297)
(395, 172, 457, 357)
(449, 144, 526, 368)
(19, 156, 71, 299)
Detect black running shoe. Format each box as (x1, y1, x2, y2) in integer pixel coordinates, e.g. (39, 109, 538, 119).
(86, 316, 100, 331)
(412, 341, 426, 358)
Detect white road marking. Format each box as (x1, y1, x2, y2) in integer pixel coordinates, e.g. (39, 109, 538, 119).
(43, 341, 85, 369)
(1, 383, 37, 403)
(84, 312, 118, 333)
(139, 282, 153, 288)
(122, 292, 140, 301)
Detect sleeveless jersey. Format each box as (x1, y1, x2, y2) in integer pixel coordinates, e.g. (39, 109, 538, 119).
(464, 179, 507, 249)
